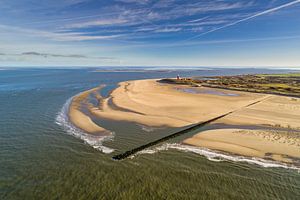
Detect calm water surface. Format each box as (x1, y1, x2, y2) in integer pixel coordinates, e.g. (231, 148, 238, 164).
(0, 68, 299, 200)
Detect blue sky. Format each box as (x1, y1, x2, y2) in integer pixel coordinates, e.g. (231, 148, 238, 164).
(0, 0, 300, 67)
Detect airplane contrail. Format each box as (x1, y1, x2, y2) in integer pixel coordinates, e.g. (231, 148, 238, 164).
(184, 0, 300, 41)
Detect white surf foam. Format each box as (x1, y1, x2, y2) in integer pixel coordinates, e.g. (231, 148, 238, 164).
(137, 124, 156, 132)
(135, 143, 300, 171)
(55, 96, 114, 154)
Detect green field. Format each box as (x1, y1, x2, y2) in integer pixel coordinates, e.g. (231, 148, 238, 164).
(258, 73, 300, 77)
(161, 73, 300, 97)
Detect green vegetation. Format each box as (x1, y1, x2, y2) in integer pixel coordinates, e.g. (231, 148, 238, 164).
(258, 73, 300, 77)
(159, 78, 200, 87)
(161, 73, 300, 97)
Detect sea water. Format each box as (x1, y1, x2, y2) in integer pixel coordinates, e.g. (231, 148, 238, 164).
(0, 67, 299, 199)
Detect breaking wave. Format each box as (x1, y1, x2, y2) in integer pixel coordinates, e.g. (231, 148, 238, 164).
(55, 96, 114, 154)
(134, 143, 300, 171)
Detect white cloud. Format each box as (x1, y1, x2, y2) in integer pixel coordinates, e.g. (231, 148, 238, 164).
(65, 18, 129, 28)
(186, 0, 300, 40)
(115, 0, 150, 4)
(154, 27, 182, 33)
(0, 24, 122, 41)
(189, 17, 210, 23)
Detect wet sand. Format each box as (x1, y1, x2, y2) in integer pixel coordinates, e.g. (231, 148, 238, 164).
(184, 129, 300, 163)
(68, 87, 111, 135)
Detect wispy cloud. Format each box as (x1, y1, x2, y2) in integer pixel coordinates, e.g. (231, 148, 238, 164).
(115, 0, 150, 4)
(118, 34, 300, 49)
(189, 16, 210, 23)
(185, 0, 300, 41)
(0, 51, 120, 65)
(154, 27, 182, 33)
(0, 24, 122, 41)
(180, 35, 300, 46)
(22, 52, 88, 59)
(0, 51, 117, 60)
(50, 34, 121, 41)
(65, 18, 129, 29)
(1, 0, 300, 67)
(0, 0, 257, 46)
(22, 52, 85, 58)
(16, 1, 253, 31)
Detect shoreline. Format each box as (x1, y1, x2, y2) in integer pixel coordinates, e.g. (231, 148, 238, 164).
(56, 96, 114, 153)
(184, 129, 300, 164)
(68, 87, 111, 135)
(135, 143, 300, 170)
(67, 78, 300, 166)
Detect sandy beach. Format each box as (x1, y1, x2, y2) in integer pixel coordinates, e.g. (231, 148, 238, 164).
(184, 129, 300, 163)
(69, 79, 300, 165)
(89, 79, 266, 127)
(68, 87, 111, 135)
(216, 95, 300, 129)
(183, 95, 300, 164)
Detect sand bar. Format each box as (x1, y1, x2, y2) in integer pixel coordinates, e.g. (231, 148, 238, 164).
(69, 87, 111, 135)
(69, 79, 300, 165)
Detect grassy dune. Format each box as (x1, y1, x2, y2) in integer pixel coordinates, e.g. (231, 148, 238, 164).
(162, 73, 300, 97)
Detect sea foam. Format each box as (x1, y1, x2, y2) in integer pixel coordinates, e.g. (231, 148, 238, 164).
(55, 96, 114, 154)
(134, 143, 300, 171)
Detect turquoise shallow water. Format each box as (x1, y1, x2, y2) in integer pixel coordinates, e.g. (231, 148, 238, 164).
(0, 67, 299, 200)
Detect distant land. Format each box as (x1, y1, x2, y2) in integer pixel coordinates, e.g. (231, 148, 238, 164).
(162, 73, 300, 97)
